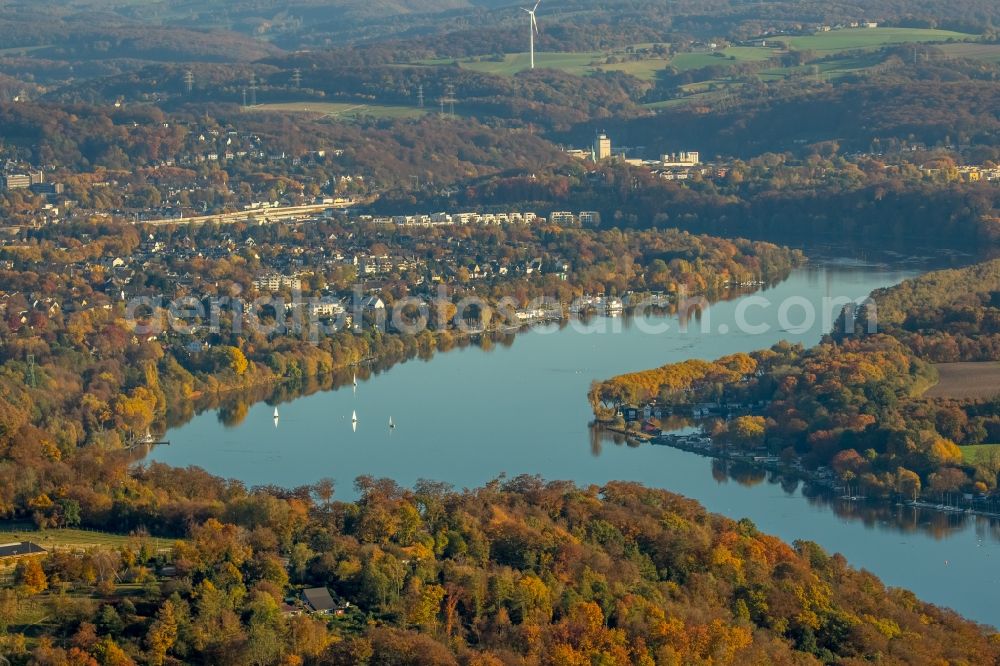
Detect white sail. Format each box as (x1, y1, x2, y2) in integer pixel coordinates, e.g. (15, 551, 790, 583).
(273, 407, 279, 419)
(352, 410, 357, 422)
(389, 416, 394, 428)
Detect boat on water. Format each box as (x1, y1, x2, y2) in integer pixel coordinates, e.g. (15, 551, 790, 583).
(128, 428, 170, 450)
(273, 407, 279, 419)
(352, 409, 358, 432)
(389, 416, 395, 429)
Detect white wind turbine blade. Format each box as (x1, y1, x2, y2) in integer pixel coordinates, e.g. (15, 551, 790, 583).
(533, 0, 541, 11)
(532, 12, 538, 33)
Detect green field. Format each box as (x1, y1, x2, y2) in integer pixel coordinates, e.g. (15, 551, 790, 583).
(669, 46, 780, 72)
(420, 45, 776, 79)
(414, 28, 975, 84)
(597, 56, 673, 80)
(777, 27, 975, 53)
(250, 101, 427, 120)
(937, 42, 1000, 64)
(0, 524, 175, 551)
(758, 52, 886, 82)
(960, 444, 1000, 465)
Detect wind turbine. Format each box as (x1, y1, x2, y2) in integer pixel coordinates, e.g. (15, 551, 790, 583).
(522, 0, 541, 69)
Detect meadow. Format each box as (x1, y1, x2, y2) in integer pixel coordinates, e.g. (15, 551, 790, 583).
(0, 524, 175, 551)
(415, 28, 974, 88)
(777, 27, 975, 53)
(960, 444, 1000, 466)
(937, 42, 1000, 64)
(421, 45, 776, 79)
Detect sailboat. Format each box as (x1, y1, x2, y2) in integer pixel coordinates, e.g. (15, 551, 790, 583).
(389, 416, 395, 430)
(352, 409, 358, 433)
(273, 407, 279, 419)
(353, 373, 358, 392)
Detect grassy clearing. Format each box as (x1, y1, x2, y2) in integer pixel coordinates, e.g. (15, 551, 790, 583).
(924, 362, 1000, 400)
(249, 101, 427, 120)
(597, 57, 672, 80)
(960, 444, 1000, 465)
(777, 27, 975, 53)
(0, 524, 175, 551)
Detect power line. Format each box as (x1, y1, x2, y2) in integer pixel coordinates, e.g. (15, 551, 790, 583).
(249, 74, 258, 106)
(442, 84, 457, 117)
(26, 353, 36, 388)
(184, 70, 194, 94)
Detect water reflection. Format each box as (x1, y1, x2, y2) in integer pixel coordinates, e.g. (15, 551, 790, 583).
(707, 454, 1000, 541)
(159, 284, 775, 437)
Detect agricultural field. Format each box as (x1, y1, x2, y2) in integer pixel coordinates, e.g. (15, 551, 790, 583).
(420, 45, 775, 79)
(758, 52, 886, 82)
(596, 56, 672, 80)
(924, 362, 1000, 400)
(249, 101, 427, 120)
(0, 524, 175, 552)
(937, 42, 1000, 64)
(776, 27, 975, 53)
(668, 46, 780, 72)
(415, 29, 971, 82)
(960, 444, 1000, 466)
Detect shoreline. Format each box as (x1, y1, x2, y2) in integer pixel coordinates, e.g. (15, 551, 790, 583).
(643, 429, 1000, 522)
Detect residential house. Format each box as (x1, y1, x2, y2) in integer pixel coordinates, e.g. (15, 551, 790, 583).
(301, 587, 336, 614)
(361, 296, 386, 313)
(0, 541, 47, 565)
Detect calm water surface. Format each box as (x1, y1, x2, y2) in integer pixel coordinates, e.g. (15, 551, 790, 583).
(151, 257, 1000, 627)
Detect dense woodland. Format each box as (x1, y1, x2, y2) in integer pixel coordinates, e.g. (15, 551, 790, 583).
(4, 0, 1000, 54)
(3, 477, 998, 664)
(598, 73, 1000, 157)
(859, 258, 1000, 361)
(387, 156, 1000, 246)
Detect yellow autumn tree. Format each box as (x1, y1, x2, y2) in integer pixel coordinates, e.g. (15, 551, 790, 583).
(14, 558, 47, 595)
(146, 599, 179, 666)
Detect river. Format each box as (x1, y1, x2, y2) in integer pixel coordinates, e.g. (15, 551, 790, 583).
(149, 249, 1000, 627)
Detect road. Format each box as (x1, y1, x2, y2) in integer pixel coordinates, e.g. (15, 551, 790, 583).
(134, 202, 356, 227)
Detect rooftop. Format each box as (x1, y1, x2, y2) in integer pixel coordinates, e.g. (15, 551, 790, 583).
(0, 541, 47, 558)
(301, 586, 336, 612)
